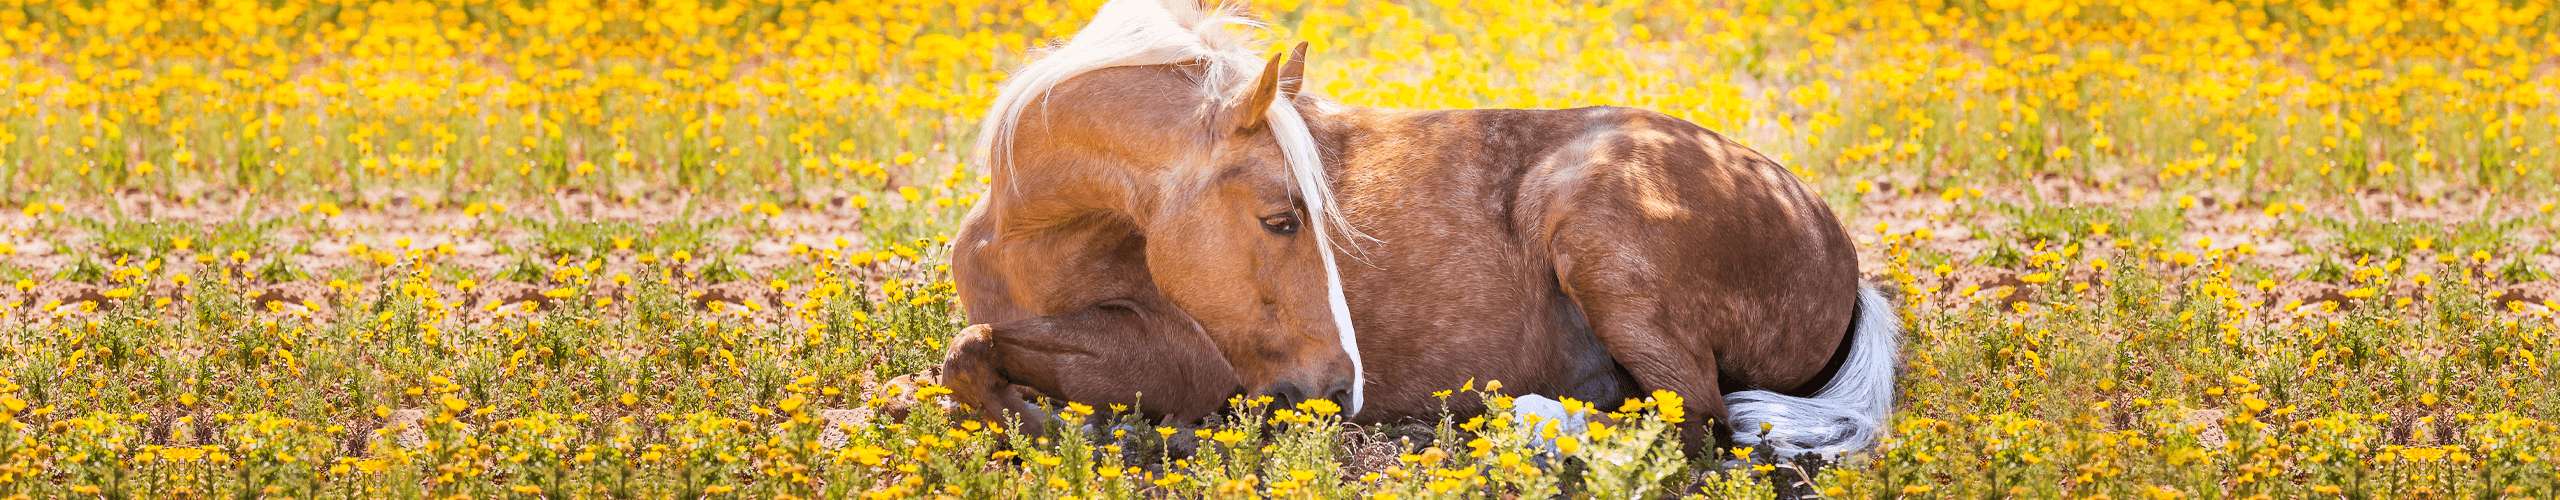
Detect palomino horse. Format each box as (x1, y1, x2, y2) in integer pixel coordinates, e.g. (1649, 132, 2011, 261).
(928, 0, 1899, 457)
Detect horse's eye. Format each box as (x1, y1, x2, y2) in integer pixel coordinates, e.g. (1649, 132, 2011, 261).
(1260, 212, 1300, 235)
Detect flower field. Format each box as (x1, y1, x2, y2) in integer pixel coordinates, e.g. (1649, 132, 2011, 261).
(2, 0, 2557, 497)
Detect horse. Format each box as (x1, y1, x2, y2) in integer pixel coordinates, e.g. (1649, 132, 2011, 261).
(923, 0, 1900, 457)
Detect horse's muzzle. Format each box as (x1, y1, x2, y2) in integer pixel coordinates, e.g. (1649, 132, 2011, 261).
(1256, 380, 1353, 413)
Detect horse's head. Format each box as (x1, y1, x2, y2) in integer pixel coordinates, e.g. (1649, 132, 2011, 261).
(975, 0, 1367, 414)
(1140, 44, 1366, 413)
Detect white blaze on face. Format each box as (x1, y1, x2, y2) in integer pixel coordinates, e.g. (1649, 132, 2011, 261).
(1262, 100, 1363, 415)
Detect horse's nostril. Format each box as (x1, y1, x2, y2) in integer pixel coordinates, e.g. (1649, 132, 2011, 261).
(1262, 382, 1307, 407)
(1324, 386, 1351, 408)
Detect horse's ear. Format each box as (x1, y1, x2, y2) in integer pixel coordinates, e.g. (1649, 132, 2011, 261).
(1227, 42, 1309, 134)
(1276, 42, 1308, 97)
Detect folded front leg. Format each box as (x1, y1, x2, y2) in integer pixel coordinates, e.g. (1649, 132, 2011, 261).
(938, 299, 1243, 435)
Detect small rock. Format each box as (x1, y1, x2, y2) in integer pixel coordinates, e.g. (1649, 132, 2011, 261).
(372, 408, 472, 452)
(6, 241, 50, 257)
(452, 240, 497, 257)
(749, 240, 793, 257)
(382, 408, 432, 450)
(2182, 409, 2226, 449)
(814, 408, 873, 450)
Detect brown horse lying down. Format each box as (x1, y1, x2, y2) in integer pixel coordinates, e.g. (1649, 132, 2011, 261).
(922, 0, 1900, 458)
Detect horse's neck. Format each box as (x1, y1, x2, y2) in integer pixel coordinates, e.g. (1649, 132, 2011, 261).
(987, 165, 1152, 236)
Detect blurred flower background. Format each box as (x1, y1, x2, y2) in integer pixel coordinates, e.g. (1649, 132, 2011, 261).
(0, 0, 2555, 496)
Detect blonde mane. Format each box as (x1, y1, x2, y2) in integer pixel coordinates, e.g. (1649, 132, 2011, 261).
(972, 0, 1370, 413)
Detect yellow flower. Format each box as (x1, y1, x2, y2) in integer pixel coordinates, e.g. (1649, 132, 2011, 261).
(1295, 398, 1341, 416)
(912, 385, 952, 402)
(161, 447, 209, 462)
(1651, 390, 1687, 424)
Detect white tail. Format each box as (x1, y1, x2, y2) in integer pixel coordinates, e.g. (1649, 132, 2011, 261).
(1725, 286, 1901, 458)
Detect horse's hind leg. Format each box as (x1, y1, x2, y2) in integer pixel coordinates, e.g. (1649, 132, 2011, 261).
(1540, 203, 1741, 451)
(1548, 251, 1734, 449)
(934, 298, 1242, 435)
(1535, 120, 1866, 455)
